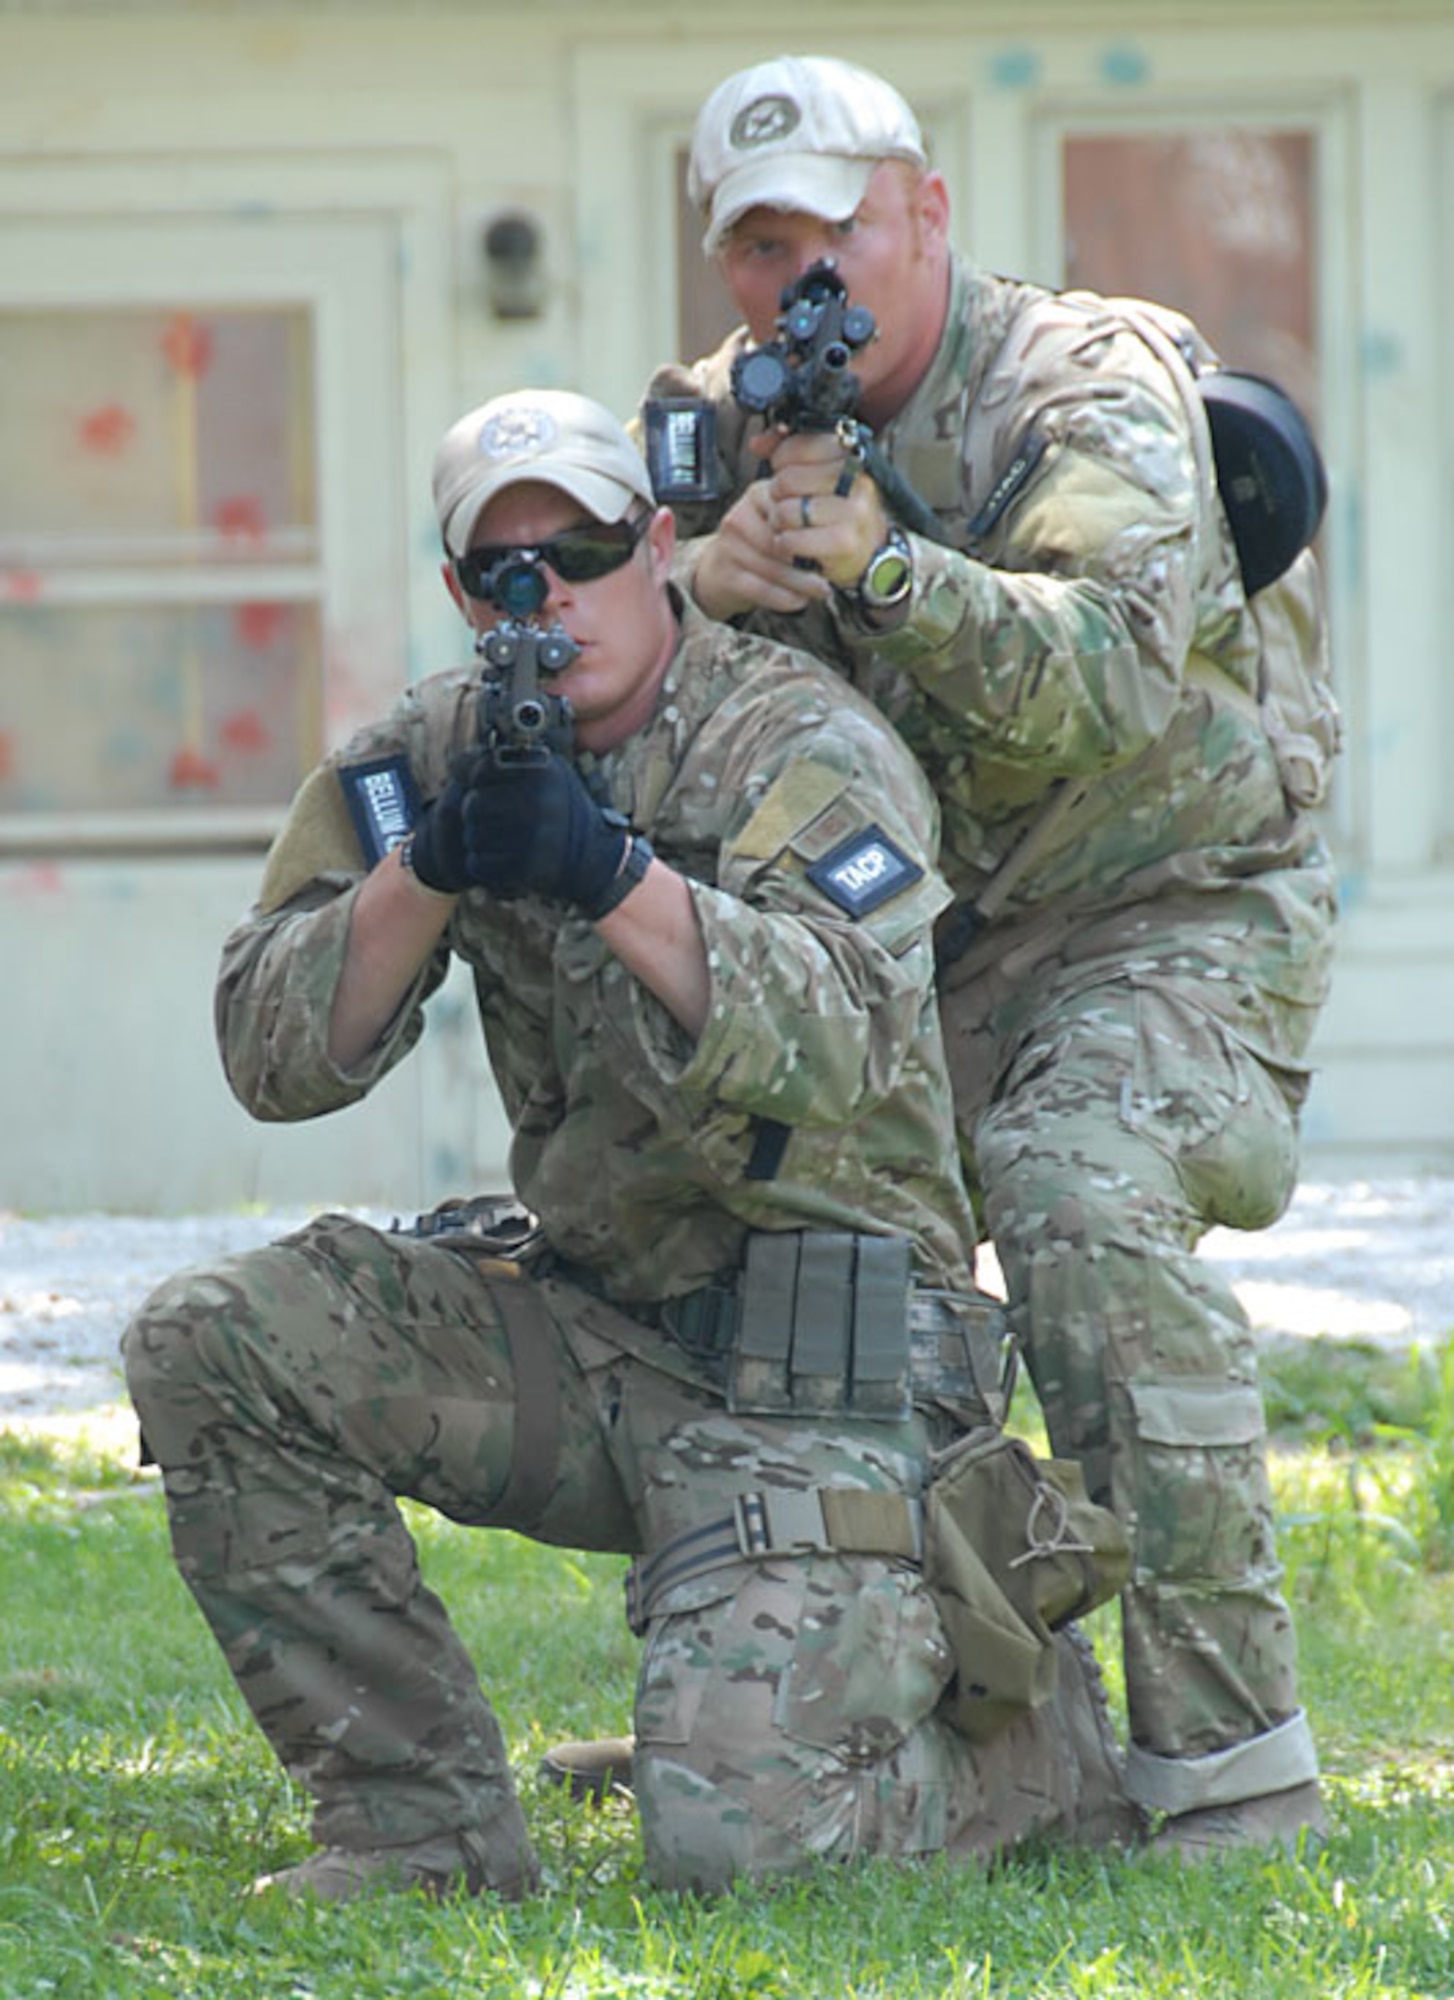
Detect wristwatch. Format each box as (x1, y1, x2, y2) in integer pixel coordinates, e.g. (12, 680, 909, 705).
(585, 832, 655, 920)
(853, 527, 914, 613)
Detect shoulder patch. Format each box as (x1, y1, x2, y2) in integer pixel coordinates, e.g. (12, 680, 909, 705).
(338, 754, 420, 868)
(967, 428, 1051, 541)
(805, 825, 924, 918)
(732, 759, 850, 861)
(256, 764, 376, 915)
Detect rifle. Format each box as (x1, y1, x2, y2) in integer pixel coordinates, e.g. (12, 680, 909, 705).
(731, 259, 945, 540)
(728, 259, 876, 434)
(471, 553, 577, 766)
(644, 259, 878, 508)
(338, 550, 578, 870)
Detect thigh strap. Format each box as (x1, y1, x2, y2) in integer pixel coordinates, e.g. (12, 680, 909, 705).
(625, 1485, 922, 1635)
(487, 1275, 562, 1536)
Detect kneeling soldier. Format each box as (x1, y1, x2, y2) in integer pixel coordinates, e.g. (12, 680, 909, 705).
(125, 390, 1131, 1902)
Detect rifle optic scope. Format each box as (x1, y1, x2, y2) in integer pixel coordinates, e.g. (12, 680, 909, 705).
(480, 554, 552, 620)
(481, 621, 577, 677)
(729, 260, 876, 426)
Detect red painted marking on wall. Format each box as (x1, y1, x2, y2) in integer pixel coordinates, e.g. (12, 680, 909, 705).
(0, 732, 14, 782)
(0, 863, 66, 899)
(169, 747, 222, 790)
(220, 709, 271, 753)
(3, 571, 42, 601)
(160, 314, 216, 380)
(79, 403, 136, 456)
(235, 601, 286, 648)
(214, 496, 267, 542)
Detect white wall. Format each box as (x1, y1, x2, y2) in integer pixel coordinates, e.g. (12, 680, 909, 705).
(2, 2, 1452, 1207)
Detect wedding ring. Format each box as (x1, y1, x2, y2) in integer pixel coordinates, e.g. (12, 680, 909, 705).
(799, 495, 813, 529)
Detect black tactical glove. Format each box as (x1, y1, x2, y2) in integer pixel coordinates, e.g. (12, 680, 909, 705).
(405, 751, 485, 895)
(458, 752, 632, 916)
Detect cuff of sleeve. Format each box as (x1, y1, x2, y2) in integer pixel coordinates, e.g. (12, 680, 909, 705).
(629, 881, 758, 1103)
(329, 890, 435, 1088)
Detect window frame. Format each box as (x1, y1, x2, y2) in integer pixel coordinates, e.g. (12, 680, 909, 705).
(0, 153, 450, 855)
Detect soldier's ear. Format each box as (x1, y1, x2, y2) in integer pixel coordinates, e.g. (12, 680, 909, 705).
(645, 504, 677, 582)
(916, 171, 951, 251)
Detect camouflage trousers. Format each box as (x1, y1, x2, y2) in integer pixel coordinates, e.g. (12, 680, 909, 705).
(940, 943, 1321, 1814)
(122, 1213, 1127, 1893)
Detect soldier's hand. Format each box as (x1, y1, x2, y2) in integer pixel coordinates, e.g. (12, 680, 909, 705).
(407, 750, 491, 895)
(767, 430, 890, 591)
(458, 753, 629, 915)
(693, 444, 834, 621)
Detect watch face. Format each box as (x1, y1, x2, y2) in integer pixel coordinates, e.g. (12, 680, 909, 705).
(863, 539, 912, 607)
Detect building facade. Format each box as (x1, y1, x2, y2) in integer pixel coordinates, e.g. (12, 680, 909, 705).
(2, 0, 1451, 1209)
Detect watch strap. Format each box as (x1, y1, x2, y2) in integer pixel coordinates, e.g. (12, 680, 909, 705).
(584, 832, 655, 920)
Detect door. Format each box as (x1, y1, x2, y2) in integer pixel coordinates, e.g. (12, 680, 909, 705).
(0, 159, 505, 1211)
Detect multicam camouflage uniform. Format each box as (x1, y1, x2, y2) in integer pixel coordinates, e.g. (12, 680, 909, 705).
(642, 256, 1340, 1817)
(123, 595, 1127, 1896)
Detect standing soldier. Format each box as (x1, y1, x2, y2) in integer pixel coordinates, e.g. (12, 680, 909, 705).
(622, 53, 1340, 1860)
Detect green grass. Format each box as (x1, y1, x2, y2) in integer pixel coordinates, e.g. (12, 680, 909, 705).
(5, 1344, 1454, 2000)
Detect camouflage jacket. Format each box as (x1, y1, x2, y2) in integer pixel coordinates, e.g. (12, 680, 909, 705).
(216, 596, 978, 1302)
(641, 256, 1339, 1036)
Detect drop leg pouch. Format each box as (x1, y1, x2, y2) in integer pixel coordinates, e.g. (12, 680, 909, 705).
(923, 1427, 1131, 1743)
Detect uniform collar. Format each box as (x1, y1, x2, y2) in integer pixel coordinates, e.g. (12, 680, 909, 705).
(874, 254, 982, 514)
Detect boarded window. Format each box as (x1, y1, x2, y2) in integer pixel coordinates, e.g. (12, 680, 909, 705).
(1061, 131, 1319, 426)
(0, 305, 321, 836)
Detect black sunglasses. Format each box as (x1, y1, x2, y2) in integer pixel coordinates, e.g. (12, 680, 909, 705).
(453, 514, 649, 603)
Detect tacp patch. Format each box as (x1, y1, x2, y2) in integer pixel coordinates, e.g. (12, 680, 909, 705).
(967, 428, 1050, 541)
(805, 824, 924, 918)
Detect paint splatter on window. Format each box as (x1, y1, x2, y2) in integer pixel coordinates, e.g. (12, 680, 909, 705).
(0, 305, 320, 828)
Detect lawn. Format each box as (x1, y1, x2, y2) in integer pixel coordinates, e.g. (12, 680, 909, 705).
(3, 1334, 1454, 1998)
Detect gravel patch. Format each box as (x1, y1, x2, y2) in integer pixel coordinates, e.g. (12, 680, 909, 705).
(2, 1181, 1450, 1432)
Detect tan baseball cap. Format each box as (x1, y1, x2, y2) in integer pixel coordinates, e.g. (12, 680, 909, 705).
(689, 54, 927, 256)
(432, 389, 656, 555)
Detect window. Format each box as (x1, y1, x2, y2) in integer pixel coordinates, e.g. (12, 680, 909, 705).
(1061, 130, 1319, 425)
(0, 303, 322, 840)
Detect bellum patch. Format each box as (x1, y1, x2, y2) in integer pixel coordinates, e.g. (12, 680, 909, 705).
(338, 754, 420, 868)
(806, 824, 923, 918)
(643, 397, 719, 503)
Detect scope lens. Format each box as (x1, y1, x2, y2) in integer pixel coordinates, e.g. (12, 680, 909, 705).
(489, 557, 549, 617)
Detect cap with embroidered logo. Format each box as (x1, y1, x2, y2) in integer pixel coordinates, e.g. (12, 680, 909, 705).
(688, 54, 927, 256)
(432, 389, 656, 556)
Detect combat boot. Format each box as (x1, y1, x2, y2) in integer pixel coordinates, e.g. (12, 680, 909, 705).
(1052, 1624, 1142, 1848)
(538, 1734, 636, 1803)
(1146, 1778, 1327, 1862)
(250, 1815, 541, 1904)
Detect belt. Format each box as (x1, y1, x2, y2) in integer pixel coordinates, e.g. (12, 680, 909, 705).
(653, 1281, 1007, 1416)
(624, 1483, 923, 1636)
(549, 1237, 1010, 1422)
